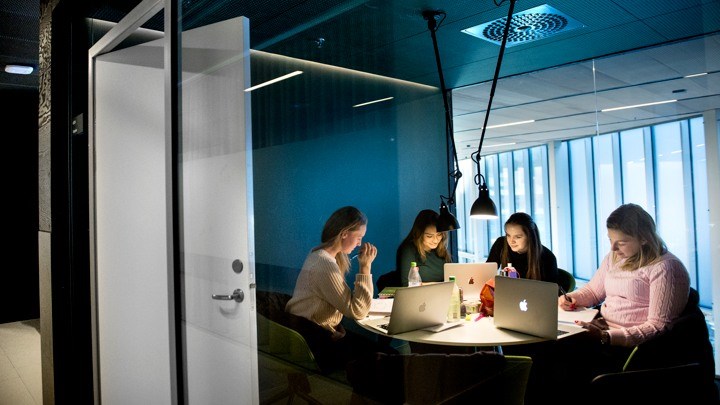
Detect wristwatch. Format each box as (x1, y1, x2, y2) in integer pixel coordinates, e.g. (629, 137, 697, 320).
(600, 331, 610, 345)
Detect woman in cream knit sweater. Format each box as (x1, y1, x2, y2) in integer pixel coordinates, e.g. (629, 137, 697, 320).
(286, 206, 395, 372)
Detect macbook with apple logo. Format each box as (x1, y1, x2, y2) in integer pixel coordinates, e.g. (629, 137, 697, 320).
(493, 276, 585, 340)
(362, 281, 460, 335)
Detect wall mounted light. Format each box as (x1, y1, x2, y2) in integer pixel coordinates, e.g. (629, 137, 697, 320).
(5, 64, 34, 75)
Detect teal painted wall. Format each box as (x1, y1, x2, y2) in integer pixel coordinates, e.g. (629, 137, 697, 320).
(251, 51, 447, 294)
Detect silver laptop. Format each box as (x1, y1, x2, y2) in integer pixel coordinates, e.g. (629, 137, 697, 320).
(444, 262, 498, 301)
(363, 282, 456, 335)
(493, 276, 585, 340)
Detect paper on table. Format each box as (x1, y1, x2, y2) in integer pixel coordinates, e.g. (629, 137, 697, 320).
(369, 298, 394, 315)
(558, 306, 599, 324)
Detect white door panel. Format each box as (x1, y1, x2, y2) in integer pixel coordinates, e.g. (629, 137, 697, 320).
(91, 7, 257, 403)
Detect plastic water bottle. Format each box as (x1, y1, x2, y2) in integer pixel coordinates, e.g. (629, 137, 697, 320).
(408, 261, 422, 287)
(448, 276, 461, 321)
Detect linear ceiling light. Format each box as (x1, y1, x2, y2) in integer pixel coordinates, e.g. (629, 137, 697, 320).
(353, 96, 394, 108)
(244, 71, 303, 92)
(601, 99, 677, 112)
(484, 119, 535, 129)
(5, 64, 34, 75)
(684, 72, 707, 78)
(485, 142, 517, 148)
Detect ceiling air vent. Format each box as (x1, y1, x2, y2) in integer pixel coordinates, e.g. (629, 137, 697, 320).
(462, 4, 584, 47)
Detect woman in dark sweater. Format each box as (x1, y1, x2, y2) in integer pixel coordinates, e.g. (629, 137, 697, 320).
(486, 212, 558, 283)
(396, 209, 453, 286)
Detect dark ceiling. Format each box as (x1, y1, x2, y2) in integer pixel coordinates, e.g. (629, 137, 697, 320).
(2, 0, 719, 154)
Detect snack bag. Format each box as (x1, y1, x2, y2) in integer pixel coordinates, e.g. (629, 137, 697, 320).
(479, 277, 495, 316)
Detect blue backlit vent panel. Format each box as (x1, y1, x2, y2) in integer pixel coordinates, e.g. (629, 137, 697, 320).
(462, 4, 584, 47)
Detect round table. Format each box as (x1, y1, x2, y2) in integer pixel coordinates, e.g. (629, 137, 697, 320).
(357, 315, 546, 347)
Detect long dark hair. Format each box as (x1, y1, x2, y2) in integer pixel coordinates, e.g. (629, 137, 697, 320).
(398, 209, 452, 264)
(314, 206, 368, 273)
(606, 203, 666, 270)
(501, 212, 542, 280)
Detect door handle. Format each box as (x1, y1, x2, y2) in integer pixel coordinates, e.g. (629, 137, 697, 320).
(212, 288, 244, 303)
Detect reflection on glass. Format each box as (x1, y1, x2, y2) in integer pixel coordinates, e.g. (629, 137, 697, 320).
(569, 138, 597, 279)
(531, 146, 551, 250)
(499, 152, 513, 222)
(620, 128, 648, 207)
(690, 117, 711, 306)
(513, 149, 529, 213)
(654, 122, 690, 270)
(593, 133, 616, 258)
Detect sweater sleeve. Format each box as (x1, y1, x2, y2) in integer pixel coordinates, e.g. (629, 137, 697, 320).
(567, 253, 610, 308)
(398, 242, 417, 287)
(313, 261, 373, 321)
(608, 255, 690, 347)
(486, 237, 504, 266)
(540, 246, 559, 283)
(286, 250, 372, 332)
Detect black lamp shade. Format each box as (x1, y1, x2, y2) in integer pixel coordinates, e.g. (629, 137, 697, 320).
(470, 183, 498, 219)
(437, 201, 460, 232)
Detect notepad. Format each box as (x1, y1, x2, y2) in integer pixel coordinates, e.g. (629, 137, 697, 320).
(558, 306, 598, 324)
(369, 298, 394, 315)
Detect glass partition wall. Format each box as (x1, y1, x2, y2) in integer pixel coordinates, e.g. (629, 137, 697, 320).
(87, 1, 720, 401)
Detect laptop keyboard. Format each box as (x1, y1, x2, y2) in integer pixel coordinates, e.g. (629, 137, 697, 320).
(379, 323, 389, 330)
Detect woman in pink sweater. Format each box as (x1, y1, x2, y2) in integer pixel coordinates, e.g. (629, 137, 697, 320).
(520, 203, 691, 404)
(560, 203, 690, 347)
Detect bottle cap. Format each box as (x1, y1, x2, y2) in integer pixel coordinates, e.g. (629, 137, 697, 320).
(449, 275, 456, 281)
(410, 261, 417, 267)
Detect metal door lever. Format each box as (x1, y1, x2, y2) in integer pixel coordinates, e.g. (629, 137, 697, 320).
(212, 288, 244, 303)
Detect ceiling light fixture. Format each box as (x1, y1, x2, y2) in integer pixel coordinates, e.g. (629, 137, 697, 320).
(353, 96, 394, 108)
(484, 119, 535, 129)
(601, 99, 677, 112)
(684, 72, 707, 78)
(244, 71, 303, 92)
(423, 9, 461, 232)
(485, 142, 517, 149)
(4, 64, 34, 75)
(469, 0, 521, 220)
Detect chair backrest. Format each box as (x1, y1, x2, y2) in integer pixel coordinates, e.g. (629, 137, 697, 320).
(376, 269, 401, 293)
(557, 268, 576, 293)
(346, 352, 532, 405)
(257, 313, 321, 372)
(621, 288, 716, 393)
(590, 362, 715, 405)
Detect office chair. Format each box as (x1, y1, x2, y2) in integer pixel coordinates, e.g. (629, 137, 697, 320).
(376, 269, 401, 294)
(346, 352, 532, 405)
(256, 291, 350, 404)
(590, 362, 718, 404)
(556, 268, 576, 293)
(588, 287, 719, 405)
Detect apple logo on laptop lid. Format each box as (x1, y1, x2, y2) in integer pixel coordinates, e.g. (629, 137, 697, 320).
(519, 299, 528, 312)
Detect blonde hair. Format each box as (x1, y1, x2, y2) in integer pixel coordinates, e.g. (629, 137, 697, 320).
(314, 206, 367, 273)
(606, 203, 666, 270)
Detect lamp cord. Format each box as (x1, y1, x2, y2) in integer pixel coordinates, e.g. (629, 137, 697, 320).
(425, 11, 461, 206)
(473, 0, 517, 184)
